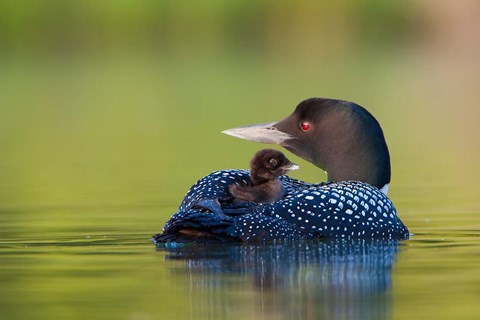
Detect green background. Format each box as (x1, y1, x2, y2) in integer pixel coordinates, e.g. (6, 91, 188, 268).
(1, 1, 479, 319)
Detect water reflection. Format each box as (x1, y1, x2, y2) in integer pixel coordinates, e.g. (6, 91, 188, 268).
(158, 240, 403, 320)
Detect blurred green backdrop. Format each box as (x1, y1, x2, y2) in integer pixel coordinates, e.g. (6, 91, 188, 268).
(0, 0, 479, 222)
(2, 2, 480, 320)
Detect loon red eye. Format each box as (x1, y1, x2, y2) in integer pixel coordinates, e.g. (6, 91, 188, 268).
(299, 121, 311, 132)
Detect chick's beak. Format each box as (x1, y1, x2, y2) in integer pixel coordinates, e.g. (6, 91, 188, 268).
(286, 163, 300, 171)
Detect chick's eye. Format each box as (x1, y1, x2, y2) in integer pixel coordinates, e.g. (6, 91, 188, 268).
(300, 121, 311, 132)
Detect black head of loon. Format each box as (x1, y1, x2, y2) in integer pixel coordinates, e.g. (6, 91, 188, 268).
(222, 98, 391, 190)
(249, 149, 299, 185)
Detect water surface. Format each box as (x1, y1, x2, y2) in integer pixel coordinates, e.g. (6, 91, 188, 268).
(1, 205, 479, 320)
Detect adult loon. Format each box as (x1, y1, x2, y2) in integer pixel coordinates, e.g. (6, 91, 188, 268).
(153, 98, 409, 244)
(229, 149, 299, 204)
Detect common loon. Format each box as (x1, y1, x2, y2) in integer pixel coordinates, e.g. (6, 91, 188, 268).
(229, 149, 299, 204)
(152, 98, 409, 244)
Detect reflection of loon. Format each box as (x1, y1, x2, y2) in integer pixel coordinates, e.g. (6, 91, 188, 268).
(153, 98, 409, 244)
(160, 240, 400, 319)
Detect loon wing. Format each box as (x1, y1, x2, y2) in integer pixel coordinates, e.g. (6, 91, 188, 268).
(252, 180, 409, 240)
(153, 209, 316, 245)
(178, 169, 250, 212)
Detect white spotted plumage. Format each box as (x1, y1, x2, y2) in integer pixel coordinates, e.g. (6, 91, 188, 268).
(155, 169, 409, 243)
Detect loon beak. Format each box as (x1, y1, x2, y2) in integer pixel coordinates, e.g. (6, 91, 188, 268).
(222, 122, 292, 145)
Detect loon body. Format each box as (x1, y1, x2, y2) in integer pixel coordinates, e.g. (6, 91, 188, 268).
(229, 149, 299, 204)
(153, 98, 409, 244)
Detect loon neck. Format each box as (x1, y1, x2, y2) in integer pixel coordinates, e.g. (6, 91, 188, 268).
(319, 126, 391, 189)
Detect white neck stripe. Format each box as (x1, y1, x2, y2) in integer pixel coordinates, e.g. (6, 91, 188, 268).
(380, 184, 389, 195)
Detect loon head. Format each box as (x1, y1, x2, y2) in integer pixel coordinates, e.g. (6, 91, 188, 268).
(222, 98, 391, 190)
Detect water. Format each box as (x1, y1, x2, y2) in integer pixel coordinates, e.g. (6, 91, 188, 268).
(2, 212, 479, 320)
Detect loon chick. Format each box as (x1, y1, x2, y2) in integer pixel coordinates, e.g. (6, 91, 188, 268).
(152, 98, 409, 244)
(229, 149, 299, 203)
